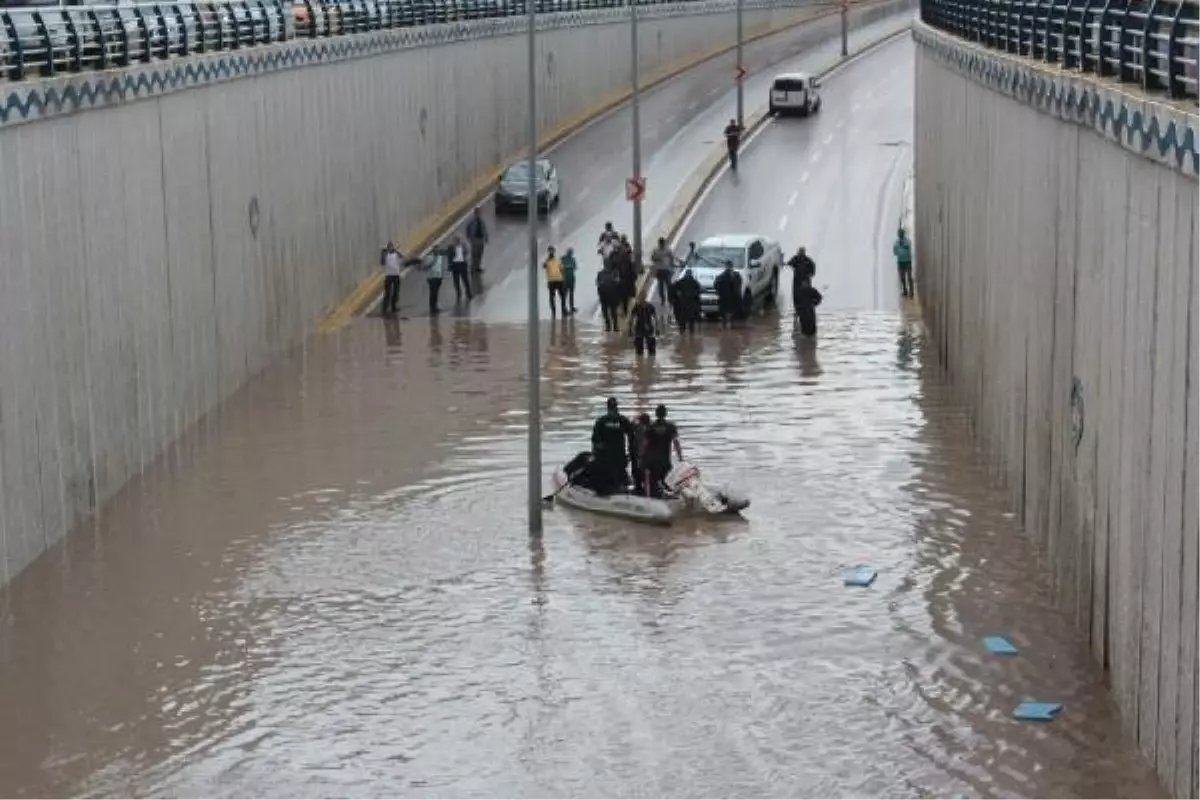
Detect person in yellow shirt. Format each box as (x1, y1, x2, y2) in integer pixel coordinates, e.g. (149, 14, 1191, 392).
(543, 246, 567, 317)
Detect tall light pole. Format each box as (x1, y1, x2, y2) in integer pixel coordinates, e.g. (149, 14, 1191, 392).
(630, 0, 643, 272)
(526, 0, 542, 534)
(736, 0, 744, 129)
(840, 0, 848, 56)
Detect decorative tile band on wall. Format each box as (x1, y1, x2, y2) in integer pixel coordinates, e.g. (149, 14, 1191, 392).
(0, 0, 805, 128)
(913, 21, 1200, 178)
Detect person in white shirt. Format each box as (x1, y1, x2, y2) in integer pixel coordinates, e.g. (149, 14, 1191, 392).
(423, 246, 448, 315)
(381, 242, 404, 316)
(449, 235, 472, 301)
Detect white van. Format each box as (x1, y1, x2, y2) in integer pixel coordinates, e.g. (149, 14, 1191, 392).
(769, 72, 822, 117)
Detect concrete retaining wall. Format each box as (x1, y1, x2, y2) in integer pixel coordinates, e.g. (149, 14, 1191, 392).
(913, 22, 1198, 798)
(0, 0, 907, 584)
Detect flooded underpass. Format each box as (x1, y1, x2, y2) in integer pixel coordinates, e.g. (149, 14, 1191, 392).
(0, 310, 1165, 798)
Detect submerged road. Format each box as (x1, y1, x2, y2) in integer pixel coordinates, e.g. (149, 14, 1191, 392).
(0, 41, 1167, 798)
(370, 11, 913, 323)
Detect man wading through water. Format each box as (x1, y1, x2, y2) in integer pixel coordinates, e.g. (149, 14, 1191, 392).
(597, 263, 622, 332)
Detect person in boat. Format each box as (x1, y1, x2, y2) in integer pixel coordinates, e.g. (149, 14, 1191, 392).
(640, 404, 683, 499)
(631, 412, 651, 496)
(591, 397, 636, 495)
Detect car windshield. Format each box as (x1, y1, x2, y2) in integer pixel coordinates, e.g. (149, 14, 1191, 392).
(504, 162, 546, 182)
(773, 78, 807, 91)
(692, 246, 745, 270)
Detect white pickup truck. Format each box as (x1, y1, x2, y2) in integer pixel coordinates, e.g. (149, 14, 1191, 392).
(676, 234, 784, 318)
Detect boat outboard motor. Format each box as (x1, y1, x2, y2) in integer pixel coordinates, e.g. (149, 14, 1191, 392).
(664, 462, 727, 513)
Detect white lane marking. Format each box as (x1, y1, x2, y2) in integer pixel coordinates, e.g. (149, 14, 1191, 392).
(852, 102, 861, 111)
(823, 133, 833, 145)
(811, 151, 822, 164)
(577, 185, 592, 202)
(836, 118, 846, 129)
(799, 171, 809, 184)
(778, 215, 788, 231)
(787, 190, 799, 206)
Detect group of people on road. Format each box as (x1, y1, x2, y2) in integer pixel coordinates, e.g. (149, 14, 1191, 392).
(383, 201, 916, 323)
(564, 398, 683, 498)
(380, 207, 492, 317)
(595, 222, 641, 331)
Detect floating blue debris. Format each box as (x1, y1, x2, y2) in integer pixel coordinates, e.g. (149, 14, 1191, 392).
(1013, 702, 1063, 722)
(844, 566, 878, 587)
(983, 636, 1019, 656)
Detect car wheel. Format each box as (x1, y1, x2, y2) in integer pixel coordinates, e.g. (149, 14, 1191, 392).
(769, 103, 776, 116)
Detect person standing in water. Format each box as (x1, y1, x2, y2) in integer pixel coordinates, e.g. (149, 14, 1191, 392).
(543, 246, 566, 317)
(561, 247, 579, 315)
(466, 207, 489, 273)
(893, 228, 914, 297)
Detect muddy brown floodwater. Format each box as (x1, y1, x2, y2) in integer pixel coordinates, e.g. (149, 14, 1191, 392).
(0, 309, 1167, 798)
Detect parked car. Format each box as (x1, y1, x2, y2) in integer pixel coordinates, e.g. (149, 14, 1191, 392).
(769, 72, 821, 117)
(677, 234, 783, 318)
(494, 158, 561, 215)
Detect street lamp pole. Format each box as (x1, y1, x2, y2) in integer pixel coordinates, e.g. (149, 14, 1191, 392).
(630, 0, 643, 272)
(840, 0, 848, 56)
(736, 0, 744, 129)
(526, 0, 542, 534)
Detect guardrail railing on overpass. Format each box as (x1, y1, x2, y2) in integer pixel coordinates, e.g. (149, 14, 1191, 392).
(920, 0, 1198, 100)
(0, 0, 777, 82)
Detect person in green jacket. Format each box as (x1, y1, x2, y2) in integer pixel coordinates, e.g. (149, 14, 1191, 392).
(893, 228, 914, 298)
(561, 247, 579, 315)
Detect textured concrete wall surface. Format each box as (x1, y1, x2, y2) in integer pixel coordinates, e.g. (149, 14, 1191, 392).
(913, 22, 1198, 798)
(0, 0, 910, 585)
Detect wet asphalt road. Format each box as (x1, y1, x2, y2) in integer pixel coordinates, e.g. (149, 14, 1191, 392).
(677, 34, 914, 316)
(371, 12, 914, 323)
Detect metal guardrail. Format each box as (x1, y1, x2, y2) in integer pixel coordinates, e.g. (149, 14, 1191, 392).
(0, 0, 758, 81)
(920, 0, 1199, 100)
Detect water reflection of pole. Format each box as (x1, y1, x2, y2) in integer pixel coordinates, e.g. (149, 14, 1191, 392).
(527, 0, 543, 533)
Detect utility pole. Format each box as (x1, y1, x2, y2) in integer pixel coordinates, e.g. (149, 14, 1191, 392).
(525, 0, 542, 534)
(736, 0, 744, 129)
(840, 0, 849, 56)
(630, 0, 643, 272)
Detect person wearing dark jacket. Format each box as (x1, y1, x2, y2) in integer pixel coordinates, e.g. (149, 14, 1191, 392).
(615, 237, 637, 316)
(788, 247, 816, 283)
(713, 261, 742, 327)
(597, 264, 623, 332)
(591, 397, 636, 495)
(640, 404, 683, 498)
(724, 119, 744, 172)
(630, 298, 658, 357)
(793, 275, 823, 336)
(674, 268, 702, 334)
(466, 207, 489, 273)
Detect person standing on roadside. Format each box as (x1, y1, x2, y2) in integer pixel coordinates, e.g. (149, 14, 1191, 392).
(450, 235, 472, 302)
(543, 246, 566, 317)
(466, 207, 489, 273)
(597, 221, 619, 269)
(422, 245, 447, 315)
(893, 228, 914, 297)
(597, 263, 622, 332)
(561, 247, 579, 315)
(381, 241, 403, 317)
(724, 118, 744, 172)
(651, 237, 677, 310)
